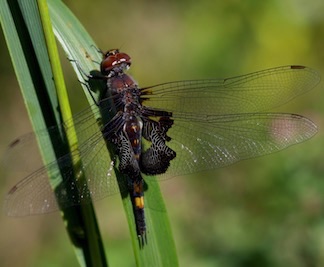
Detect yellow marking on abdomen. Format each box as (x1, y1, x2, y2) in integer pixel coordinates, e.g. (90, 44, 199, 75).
(135, 196, 145, 209)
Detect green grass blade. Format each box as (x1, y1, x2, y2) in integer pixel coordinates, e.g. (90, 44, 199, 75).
(0, 0, 107, 266)
(48, 1, 178, 266)
(37, 2, 108, 267)
(0, 0, 58, 161)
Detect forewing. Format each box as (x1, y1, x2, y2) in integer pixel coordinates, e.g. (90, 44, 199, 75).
(141, 66, 320, 115)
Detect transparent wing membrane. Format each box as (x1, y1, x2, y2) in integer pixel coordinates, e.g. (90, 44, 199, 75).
(141, 66, 320, 114)
(163, 113, 317, 179)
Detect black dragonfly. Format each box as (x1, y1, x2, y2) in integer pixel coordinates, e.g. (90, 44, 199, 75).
(4, 49, 320, 244)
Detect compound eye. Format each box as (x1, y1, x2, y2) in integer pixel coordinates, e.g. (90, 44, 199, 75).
(117, 53, 131, 65)
(100, 55, 116, 73)
(100, 50, 132, 74)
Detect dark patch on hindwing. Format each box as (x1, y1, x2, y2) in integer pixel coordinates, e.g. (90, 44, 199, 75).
(140, 117, 176, 175)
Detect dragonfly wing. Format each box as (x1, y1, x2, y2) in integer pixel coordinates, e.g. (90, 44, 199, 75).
(2, 96, 117, 172)
(76, 114, 128, 202)
(156, 113, 317, 179)
(4, 140, 121, 216)
(5, 152, 72, 216)
(141, 66, 320, 115)
(4, 99, 124, 216)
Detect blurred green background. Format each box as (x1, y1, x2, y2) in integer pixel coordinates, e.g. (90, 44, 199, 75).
(1, 0, 324, 266)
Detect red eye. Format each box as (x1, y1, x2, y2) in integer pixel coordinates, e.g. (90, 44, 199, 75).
(100, 49, 131, 74)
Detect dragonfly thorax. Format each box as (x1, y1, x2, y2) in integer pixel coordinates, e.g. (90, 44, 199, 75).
(108, 73, 137, 94)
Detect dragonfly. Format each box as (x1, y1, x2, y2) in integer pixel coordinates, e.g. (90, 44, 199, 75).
(4, 49, 320, 246)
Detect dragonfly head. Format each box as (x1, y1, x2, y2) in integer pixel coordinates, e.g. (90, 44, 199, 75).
(101, 49, 131, 76)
